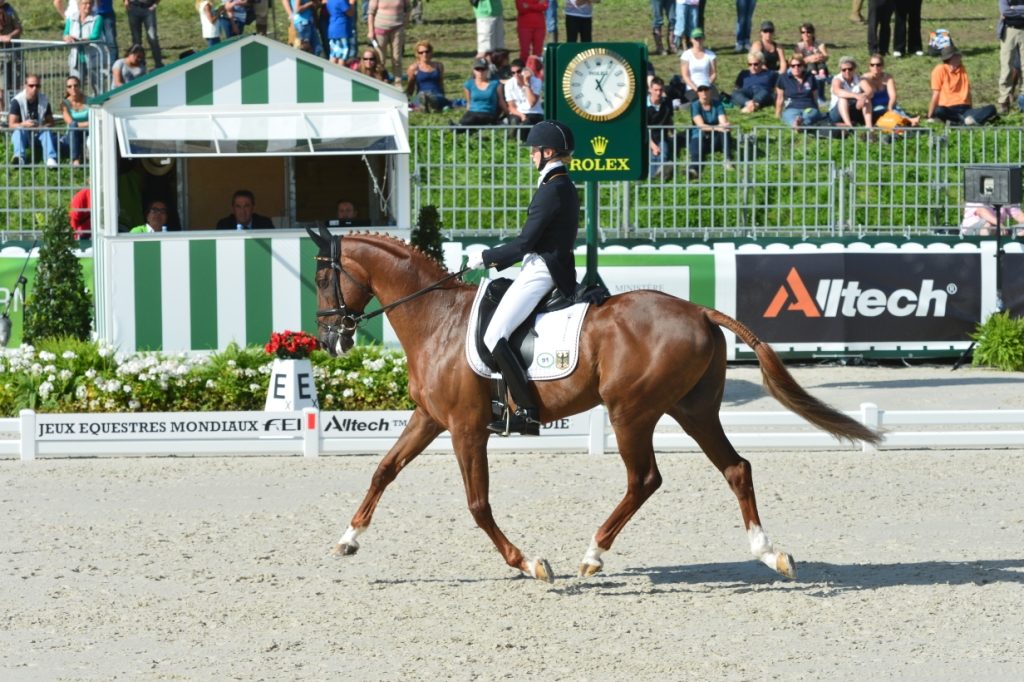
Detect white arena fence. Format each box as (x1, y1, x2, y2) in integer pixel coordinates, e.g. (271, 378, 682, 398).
(3, 404, 1024, 460)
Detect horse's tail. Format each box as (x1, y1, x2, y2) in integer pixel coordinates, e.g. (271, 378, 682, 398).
(704, 308, 882, 446)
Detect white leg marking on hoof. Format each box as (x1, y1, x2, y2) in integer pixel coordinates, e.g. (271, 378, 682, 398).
(579, 535, 606, 576)
(747, 523, 779, 570)
(338, 525, 363, 550)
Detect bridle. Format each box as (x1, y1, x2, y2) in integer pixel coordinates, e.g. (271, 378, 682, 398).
(314, 234, 469, 353)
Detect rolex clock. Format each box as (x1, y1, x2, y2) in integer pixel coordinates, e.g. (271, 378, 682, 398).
(561, 47, 637, 122)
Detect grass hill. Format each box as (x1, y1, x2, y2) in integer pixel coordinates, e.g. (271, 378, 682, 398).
(12, 0, 1012, 123)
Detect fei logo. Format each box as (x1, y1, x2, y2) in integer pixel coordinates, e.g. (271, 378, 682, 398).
(764, 267, 951, 319)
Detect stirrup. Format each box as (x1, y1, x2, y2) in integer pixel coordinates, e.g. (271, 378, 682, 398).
(487, 408, 540, 436)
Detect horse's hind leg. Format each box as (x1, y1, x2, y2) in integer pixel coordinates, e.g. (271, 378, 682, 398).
(332, 407, 444, 557)
(671, 403, 798, 577)
(579, 413, 663, 577)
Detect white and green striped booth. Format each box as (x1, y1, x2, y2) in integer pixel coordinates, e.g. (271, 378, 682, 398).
(87, 35, 408, 352)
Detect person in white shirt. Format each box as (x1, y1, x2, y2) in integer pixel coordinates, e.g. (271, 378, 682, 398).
(679, 27, 717, 101)
(503, 58, 543, 139)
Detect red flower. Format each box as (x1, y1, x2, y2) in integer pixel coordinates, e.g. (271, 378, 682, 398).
(265, 330, 319, 359)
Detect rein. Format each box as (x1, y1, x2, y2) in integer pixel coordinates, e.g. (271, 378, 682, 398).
(316, 234, 469, 335)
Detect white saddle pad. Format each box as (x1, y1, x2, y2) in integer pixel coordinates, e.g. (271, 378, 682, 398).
(465, 280, 590, 381)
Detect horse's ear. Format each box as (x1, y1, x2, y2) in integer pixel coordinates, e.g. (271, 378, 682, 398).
(305, 225, 325, 248)
(318, 225, 333, 243)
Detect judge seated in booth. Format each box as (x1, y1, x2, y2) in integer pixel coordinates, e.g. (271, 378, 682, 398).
(216, 189, 276, 230)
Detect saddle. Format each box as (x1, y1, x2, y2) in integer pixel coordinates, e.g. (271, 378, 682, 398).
(474, 278, 610, 372)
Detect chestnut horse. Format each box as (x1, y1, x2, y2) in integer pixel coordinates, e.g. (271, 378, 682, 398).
(308, 230, 880, 583)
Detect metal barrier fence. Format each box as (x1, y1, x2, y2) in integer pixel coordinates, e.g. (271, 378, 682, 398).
(1, 126, 91, 233)
(6, 121, 1024, 237)
(411, 124, 1024, 240)
(2, 40, 111, 114)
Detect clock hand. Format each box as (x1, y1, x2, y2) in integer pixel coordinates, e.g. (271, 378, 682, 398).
(592, 76, 614, 106)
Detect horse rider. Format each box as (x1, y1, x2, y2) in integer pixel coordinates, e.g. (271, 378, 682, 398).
(466, 119, 581, 435)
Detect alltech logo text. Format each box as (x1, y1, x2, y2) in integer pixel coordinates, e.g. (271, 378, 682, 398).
(764, 267, 952, 319)
(736, 253, 981, 343)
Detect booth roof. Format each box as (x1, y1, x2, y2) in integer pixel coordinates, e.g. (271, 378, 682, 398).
(88, 34, 406, 110)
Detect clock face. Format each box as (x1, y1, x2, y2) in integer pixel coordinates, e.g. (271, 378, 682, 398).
(562, 48, 637, 122)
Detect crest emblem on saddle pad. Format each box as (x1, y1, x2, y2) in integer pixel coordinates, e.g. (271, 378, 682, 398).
(555, 351, 570, 370)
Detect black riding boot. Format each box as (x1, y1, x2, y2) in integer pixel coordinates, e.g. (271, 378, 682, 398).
(488, 339, 540, 436)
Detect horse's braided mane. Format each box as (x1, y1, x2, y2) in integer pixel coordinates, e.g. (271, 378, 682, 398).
(350, 231, 456, 282)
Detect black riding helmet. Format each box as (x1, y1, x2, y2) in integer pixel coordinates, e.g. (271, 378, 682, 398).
(525, 120, 574, 170)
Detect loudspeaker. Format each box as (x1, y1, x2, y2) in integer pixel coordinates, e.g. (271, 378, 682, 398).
(963, 165, 1023, 205)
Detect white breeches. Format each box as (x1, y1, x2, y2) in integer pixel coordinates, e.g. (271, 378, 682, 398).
(483, 254, 555, 351)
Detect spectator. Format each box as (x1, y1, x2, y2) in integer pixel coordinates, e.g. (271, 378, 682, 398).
(252, 0, 269, 34)
(337, 200, 356, 220)
(927, 46, 997, 126)
(406, 39, 450, 111)
(64, 0, 104, 95)
(646, 76, 679, 180)
(892, 0, 922, 57)
(504, 58, 543, 137)
(515, 0, 546, 62)
(196, 0, 221, 46)
(326, 0, 355, 64)
(8, 74, 59, 168)
(828, 56, 874, 128)
(111, 44, 146, 87)
(867, 0, 893, 56)
(357, 46, 390, 82)
(731, 50, 777, 114)
(679, 27, 716, 102)
(850, 0, 864, 24)
(545, 0, 558, 43)
(671, 0, 698, 53)
(69, 187, 91, 240)
(125, 0, 164, 69)
(793, 22, 829, 101)
(90, 0, 117, 64)
(862, 53, 920, 124)
(998, 0, 1024, 114)
(367, 0, 407, 76)
(222, 0, 249, 37)
(734, 0, 755, 53)
(775, 54, 826, 129)
(474, 0, 504, 59)
(650, 0, 674, 56)
(564, 0, 596, 43)
(130, 199, 168, 233)
(961, 202, 1024, 237)
(53, 0, 78, 19)
(526, 53, 544, 81)
(216, 190, 275, 229)
(285, 0, 323, 55)
(459, 57, 506, 126)
(751, 20, 786, 73)
(60, 75, 88, 167)
(0, 0, 22, 113)
(688, 84, 733, 179)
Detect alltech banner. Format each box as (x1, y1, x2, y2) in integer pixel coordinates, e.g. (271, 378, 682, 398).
(735, 252, 982, 350)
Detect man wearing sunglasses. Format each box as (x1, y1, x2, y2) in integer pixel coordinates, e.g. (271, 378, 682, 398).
(8, 74, 59, 168)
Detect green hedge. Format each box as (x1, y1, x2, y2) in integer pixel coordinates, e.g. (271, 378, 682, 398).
(0, 339, 414, 416)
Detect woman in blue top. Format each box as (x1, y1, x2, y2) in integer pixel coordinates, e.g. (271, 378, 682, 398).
(459, 58, 506, 126)
(405, 39, 451, 112)
(60, 75, 88, 166)
(687, 83, 734, 179)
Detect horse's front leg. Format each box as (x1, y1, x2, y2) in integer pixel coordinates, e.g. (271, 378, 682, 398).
(450, 427, 554, 583)
(332, 407, 444, 557)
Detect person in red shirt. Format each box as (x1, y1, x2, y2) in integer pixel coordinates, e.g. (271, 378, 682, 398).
(515, 0, 547, 62)
(69, 187, 91, 240)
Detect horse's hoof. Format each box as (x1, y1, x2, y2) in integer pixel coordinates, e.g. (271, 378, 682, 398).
(524, 557, 555, 583)
(578, 560, 603, 578)
(330, 542, 359, 557)
(776, 553, 797, 580)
